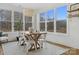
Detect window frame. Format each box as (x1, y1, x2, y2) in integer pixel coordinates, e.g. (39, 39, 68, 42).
(39, 5, 68, 35)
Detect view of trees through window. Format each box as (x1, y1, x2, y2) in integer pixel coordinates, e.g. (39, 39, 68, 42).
(40, 5, 67, 33)
(0, 9, 12, 32)
(25, 16, 32, 31)
(56, 6, 67, 33)
(0, 8, 33, 32)
(40, 13, 45, 31)
(47, 10, 54, 32)
(14, 12, 23, 31)
(0, 5, 67, 33)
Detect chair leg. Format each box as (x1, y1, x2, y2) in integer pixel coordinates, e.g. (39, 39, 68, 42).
(17, 41, 19, 45)
(44, 39, 47, 49)
(41, 41, 43, 48)
(24, 43, 29, 54)
(39, 40, 43, 48)
(17, 41, 21, 45)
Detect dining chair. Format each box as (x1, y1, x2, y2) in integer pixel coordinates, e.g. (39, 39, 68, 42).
(38, 34, 47, 48)
(17, 32, 25, 45)
(16, 34, 30, 54)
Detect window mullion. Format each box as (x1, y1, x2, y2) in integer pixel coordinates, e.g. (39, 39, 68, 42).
(23, 10, 25, 31)
(12, 10, 14, 32)
(45, 14, 47, 32)
(54, 8, 56, 33)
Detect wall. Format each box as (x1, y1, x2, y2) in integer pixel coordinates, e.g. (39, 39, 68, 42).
(23, 8, 34, 17)
(68, 17, 79, 48)
(6, 32, 18, 41)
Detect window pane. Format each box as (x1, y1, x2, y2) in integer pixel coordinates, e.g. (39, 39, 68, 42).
(25, 16, 32, 31)
(40, 22, 45, 31)
(40, 13, 46, 31)
(47, 10, 54, 32)
(14, 22, 23, 31)
(14, 12, 23, 31)
(47, 22, 54, 32)
(56, 5, 67, 20)
(56, 5, 67, 33)
(56, 20, 66, 33)
(0, 9, 12, 32)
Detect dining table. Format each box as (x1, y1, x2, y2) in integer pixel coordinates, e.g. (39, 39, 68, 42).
(25, 32, 47, 51)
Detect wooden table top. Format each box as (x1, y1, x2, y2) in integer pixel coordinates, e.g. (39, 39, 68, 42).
(25, 32, 47, 35)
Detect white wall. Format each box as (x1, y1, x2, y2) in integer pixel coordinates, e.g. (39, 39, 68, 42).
(46, 33, 70, 46)
(68, 17, 79, 48)
(6, 32, 18, 41)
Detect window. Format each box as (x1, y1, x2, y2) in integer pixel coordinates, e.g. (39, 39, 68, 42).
(56, 5, 67, 33)
(14, 12, 23, 31)
(39, 5, 67, 33)
(47, 10, 54, 32)
(0, 9, 12, 32)
(25, 16, 32, 31)
(40, 13, 46, 31)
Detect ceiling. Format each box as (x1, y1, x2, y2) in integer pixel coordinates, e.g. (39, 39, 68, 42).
(12, 3, 68, 10)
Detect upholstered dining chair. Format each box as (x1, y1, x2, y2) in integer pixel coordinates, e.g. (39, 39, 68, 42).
(16, 32, 25, 45)
(16, 33, 30, 54)
(38, 33, 47, 48)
